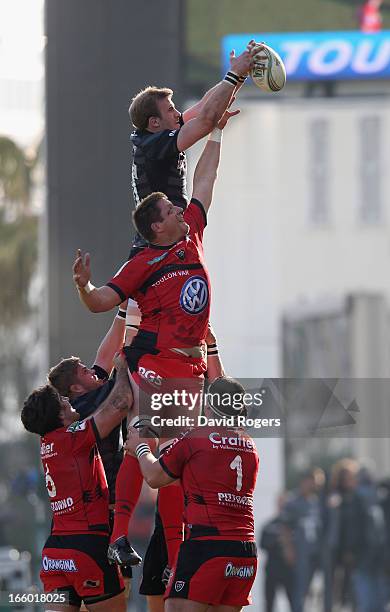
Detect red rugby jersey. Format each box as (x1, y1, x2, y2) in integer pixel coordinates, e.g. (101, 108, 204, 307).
(106, 200, 210, 350)
(159, 427, 259, 541)
(40, 418, 109, 535)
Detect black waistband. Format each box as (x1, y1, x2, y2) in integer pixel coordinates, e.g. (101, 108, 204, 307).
(183, 537, 257, 558)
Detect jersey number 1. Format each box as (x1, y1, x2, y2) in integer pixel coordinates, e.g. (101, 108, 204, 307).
(230, 455, 243, 492)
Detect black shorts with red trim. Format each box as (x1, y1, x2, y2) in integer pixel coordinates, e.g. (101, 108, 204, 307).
(165, 539, 257, 607)
(40, 533, 124, 607)
(139, 509, 168, 596)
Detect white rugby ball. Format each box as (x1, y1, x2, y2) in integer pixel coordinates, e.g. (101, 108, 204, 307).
(251, 43, 286, 92)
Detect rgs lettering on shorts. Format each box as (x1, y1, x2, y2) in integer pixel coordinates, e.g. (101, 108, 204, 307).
(224, 562, 255, 579)
(138, 366, 162, 387)
(42, 556, 78, 572)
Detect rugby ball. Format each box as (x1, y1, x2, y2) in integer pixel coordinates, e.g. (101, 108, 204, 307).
(251, 43, 286, 93)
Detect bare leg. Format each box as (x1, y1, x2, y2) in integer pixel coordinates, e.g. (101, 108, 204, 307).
(165, 598, 209, 612)
(147, 594, 165, 612)
(86, 590, 127, 612)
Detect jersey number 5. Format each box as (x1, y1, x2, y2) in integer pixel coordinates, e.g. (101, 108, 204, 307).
(230, 455, 243, 492)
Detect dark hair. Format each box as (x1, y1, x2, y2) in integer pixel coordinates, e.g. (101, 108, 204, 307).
(48, 357, 80, 397)
(129, 86, 173, 130)
(132, 192, 166, 242)
(21, 384, 63, 436)
(206, 377, 246, 419)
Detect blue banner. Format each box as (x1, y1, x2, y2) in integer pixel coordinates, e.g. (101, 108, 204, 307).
(222, 31, 390, 81)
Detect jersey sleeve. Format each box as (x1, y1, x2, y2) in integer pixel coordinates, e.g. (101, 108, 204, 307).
(106, 257, 145, 302)
(143, 129, 180, 160)
(159, 435, 191, 479)
(65, 418, 100, 454)
(184, 198, 207, 244)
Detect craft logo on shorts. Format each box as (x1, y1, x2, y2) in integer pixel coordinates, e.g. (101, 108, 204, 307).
(42, 556, 78, 572)
(180, 276, 209, 315)
(224, 562, 255, 579)
(174, 581, 185, 592)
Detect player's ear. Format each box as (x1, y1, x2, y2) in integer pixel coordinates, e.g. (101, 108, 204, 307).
(151, 220, 162, 235)
(149, 116, 160, 129)
(69, 382, 84, 395)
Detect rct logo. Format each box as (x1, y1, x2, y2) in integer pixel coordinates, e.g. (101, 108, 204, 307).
(180, 276, 209, 315)
(174, 581, 185, 592)
(138, 366, 162, 387)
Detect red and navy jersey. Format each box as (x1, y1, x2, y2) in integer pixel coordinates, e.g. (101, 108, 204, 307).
(159, 427, 259, 541)
(131, 123, 187, 209)
(40, 418, 110, 536)
(107, 200, 210, 351)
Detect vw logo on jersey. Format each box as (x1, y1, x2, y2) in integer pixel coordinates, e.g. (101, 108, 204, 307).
(180, 276, 209, 315)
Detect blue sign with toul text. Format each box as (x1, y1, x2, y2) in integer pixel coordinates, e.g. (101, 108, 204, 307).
(222, 31, 390, 81)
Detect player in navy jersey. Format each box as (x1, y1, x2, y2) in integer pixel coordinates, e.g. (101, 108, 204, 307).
(21, 353, 134, 612)
(129, 43, 254, 209)
(128, 42, 256, 254)
(72, 112, 230, 580)
(125, 377, 259, 611)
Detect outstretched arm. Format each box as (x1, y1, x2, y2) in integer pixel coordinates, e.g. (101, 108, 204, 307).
(124, 428, 173, 488)
(93, 353, 133, 438)
(191, 107, 238, 212)
(182, 39, 256, 124)
(93, 300, 127, 374)
(72, 249, 121, 313)
(206, 323, 226, 381)
(176, 45, 254, 152)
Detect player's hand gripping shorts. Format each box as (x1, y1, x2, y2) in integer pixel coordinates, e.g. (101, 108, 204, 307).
(165, 539, 257, 607)
(124, 346, 206, 437)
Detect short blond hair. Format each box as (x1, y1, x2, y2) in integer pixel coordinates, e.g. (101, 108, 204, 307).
(129, 86, 173, 130)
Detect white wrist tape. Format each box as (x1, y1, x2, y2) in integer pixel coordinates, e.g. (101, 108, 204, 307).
(223, 70, 240, 87)
(78, 281, 94, 294)
(135, 443, 151, 459)
(126, 298, 141, 328)
(208, 128, 222, 143)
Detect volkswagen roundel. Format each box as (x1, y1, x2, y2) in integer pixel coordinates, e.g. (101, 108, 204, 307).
(180, 276, 209, 315)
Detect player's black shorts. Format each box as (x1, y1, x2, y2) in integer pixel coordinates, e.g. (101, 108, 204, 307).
(139, 510, 168, 596)
(165, 539, 257, 606)
(40, 533, 124, 607)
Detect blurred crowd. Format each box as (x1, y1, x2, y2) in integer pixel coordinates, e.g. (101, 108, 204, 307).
(259, 460, 390, 612)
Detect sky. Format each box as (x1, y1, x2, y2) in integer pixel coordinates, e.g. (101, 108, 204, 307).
(0, 0, 44, 144)
(0, 0, 44, 80)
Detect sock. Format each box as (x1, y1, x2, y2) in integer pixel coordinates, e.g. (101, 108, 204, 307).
(158, 484, 184, 568)
(110, 454, 143, 543)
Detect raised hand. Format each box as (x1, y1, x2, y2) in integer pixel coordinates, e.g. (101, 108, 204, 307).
(217, 108, 240, 129)
(72, 248, 91, 288)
